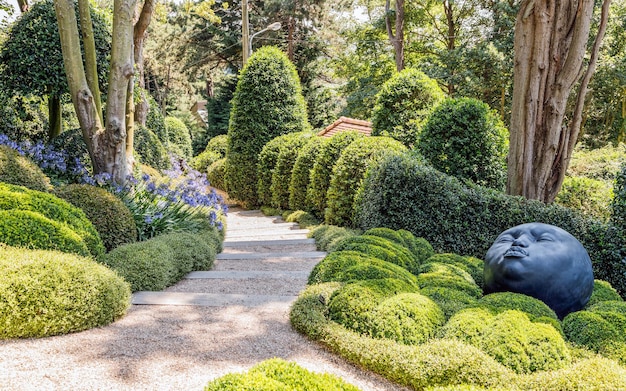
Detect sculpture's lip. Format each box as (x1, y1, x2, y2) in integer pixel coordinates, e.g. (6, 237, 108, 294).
(503, 247, 528, 258)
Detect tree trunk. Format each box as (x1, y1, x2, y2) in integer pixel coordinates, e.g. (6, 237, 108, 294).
(133, 0, 154, 126)
(287, 16, 295, 61)
(47, 94, 62, 140)
(507, 0, 610, 203)
(17, 0, 28, 12)
(444, 0, 455, 95)
(386, 0, 404, 72)
(77, 0, 103, 125)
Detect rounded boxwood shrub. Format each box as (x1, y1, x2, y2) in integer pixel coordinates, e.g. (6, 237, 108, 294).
(306, 131, 363, 217)
(332, 235, 418, 274)
(417, 97, 509, 189)
(54, 184, 138, 252)
(205, 134, 228, 156)
(420, 286, 478, 320)
(423, 253, 484, 288)
(289, 136, 324, 211)
(0, 245, 130, 338)
(271, 132, 312, 209)
(371, 68, 445, 147)
(325, 136, 406, 226)
(0, 183, 104, 256)
(477, 292, 558, 321)
(0, 145, 51, 192)
(418, 262, 482, 298)
(563, 310, 620, 351)
(207, 157, 226, 190)
(517, 357, 626, 390)
(225, 46, 310, 206)
(308, 224, 358, 252)
(191, 135, 228, 172)
(204, 358, 362, 391)
(164, 116, 193, 159)
(99, 239, 176, 292)
(368, 293, 445, 345)
(152, 232, 216, 279)
(586, 280, 623, 307)
(134, 125, 171, 170)
(257, 133, 305, 207)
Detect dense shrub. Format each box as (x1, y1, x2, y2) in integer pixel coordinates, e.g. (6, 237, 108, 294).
(49, 127, 92, 177)
(417, 98, 509, 189)
(225, 46, 310, 206)
(164, 116, 193, 159)
(418, 262, 482, 298)
(192, 135, 228, 173)
(420, 286, 478, 320)
(271, 133, 313, 209)
(0, 95, 48, 144)
(364, 228, 434, 264)
(54, 184, 138, 252)
(152, 232, 216, 279)
(99, 239, 176, 291)
(0, 145, 51, 191)
(325, 136, 406, 226)
(587, 280, 623, 307)
(207, 158, 226, 190)
(555, 176, 613, 220)
(477, 292, 558, 321)
(0, 246, 130, 338)
(308, 224, 359, 251)
(423, 253, 484, 288)
(442, 309, 570, 373)
(284, 210, 319, 228)
(146, 94, 168, 145)
(0, 183, 104, 256)
(332, 235, 419, 274)
(371, 68, 445, 147)
(257, 133, 304, 206)
(567, 144, 624, 181)
(134, 125, 171, 170)
(563, 311, 620, 352)
(204, 358, 361, 391)
(369, 293, 445, 345)
(306, 131, 363, 217)
(289, 137, 324, 211)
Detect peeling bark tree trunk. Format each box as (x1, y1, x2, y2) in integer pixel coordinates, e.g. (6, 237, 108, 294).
(507, 0, 611, 203)
(386, 0, 404, 72)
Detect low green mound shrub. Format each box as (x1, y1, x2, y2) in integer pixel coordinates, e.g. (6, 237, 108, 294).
(164, 116, 193, 159)
(134, 125, 171, 170)
(207, 158, 226, 190)
(424, 253, 484, 288)
(442, 309, 570, 373)
(307, 131, 363, 217)
(0, 145, 50, 191)
(99, 239, 176, 292)
(284, 210, 319, 228)
(271, 133, 312, 209)
(332, 235, 418, 274)
(563, 310, 620, 351)
(325, 136, 406, 226)
(555, 176, 613, 221)
(0, 210, 90, 256)
(152, 232, 216, 279)
(204, 134, 228, 156)
(328, 278, 418, 333)
(289, 137, 324, 211)
(191, 150, 222, 173)
(0, 183, 104, 256)
(420, 286, 479, 320)
(418, 262, 482, 298)
(517, 357, 626, 390)
(308, 225, 358, 251)
(54, 184, 138, 252)
(477, 292, 558, 321)
(369, 293, 445, 345)
(587, 280, 623, 307)
(204, 358, 362, 391)
(0, 246, 130, 338)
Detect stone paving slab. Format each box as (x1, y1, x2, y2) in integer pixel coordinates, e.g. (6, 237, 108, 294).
(165, 278, 307, 296)
(212, 258, 321, 272)
(225, 223, 299, 231)
(223, 238, 316, 246)
(216, 251, 326, 260)
(186, 270, 310, 279)
(226, 229, 310, 239)
(132, 291, 296, 307)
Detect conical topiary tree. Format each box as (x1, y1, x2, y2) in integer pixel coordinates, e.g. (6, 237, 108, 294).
(225, 46, 310, 206)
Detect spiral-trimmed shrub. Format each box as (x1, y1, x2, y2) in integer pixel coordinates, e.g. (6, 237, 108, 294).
(0, 145, 51, 192)
(0, 245, 130, 338)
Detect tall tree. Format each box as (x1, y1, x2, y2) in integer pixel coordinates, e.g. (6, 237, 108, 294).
(507, 0, 611, 202)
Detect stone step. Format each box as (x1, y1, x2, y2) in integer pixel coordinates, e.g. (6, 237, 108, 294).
(212, 257, 321, 272)
(216, 251, 326, 260)
(223, 241, 317, 254)
(225, 229, 310, 240)
(166, 278, 307, 296)
(225, 222, 298, 231)
(186, 270, 310, 279)
(223, 238, 315, 246)
(132, 291, 296, 307)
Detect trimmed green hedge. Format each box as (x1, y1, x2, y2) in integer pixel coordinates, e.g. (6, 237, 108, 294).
(423, 253, 484, 288)
(332, 235, 419, 275)
(418, 262, 481, 299)
(325, 136, 406, 226)
(204, 358, 362, 391)
(271, 133, 312, 209)
(0, 183, 104, 256)
(134, 125, 171, 170)
(164, 116, 193, 159)
(587, 280, 623, 307)
(289, 136, 324, 211)
(364, 227, 435, 264)
(152, 232, 216, 279)
(192, 135, 228, 173)
(555, 176, 613, 221)
(420, 286, 478, 320)
(257, 133, 305, 207)
(308, 225, 358, 252)
(207, 158, 226, 190)
(54, 184, 138, 252)
(307, 131, 363, 217)
(0, 145, 51, 191)
(0, 245, 130, 338)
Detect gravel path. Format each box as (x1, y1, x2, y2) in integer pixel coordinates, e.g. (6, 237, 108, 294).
(0, 209, 409, 391)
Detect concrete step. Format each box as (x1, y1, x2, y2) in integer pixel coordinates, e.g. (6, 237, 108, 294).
(216, 251, 326, 260)
(132, 291, 296, 307)
(223, 238, 315, 246)
(225, 229, 310, 240)
(225, 222, 299, 231)
(186, 270, 310, 279)
(212, 257, 321, 272)
(165, 278, 307, 296)
(223, 241, 317, 254)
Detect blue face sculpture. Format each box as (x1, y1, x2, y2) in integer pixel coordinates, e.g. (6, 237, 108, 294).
(484, 223, 594, 319)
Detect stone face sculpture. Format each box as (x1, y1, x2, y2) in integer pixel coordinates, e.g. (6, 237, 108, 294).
(484, 222, 594, 319)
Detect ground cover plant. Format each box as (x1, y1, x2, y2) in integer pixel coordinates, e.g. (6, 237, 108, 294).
(291, 228, 626, 390)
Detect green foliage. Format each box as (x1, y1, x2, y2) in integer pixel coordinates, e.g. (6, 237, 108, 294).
(555, 176, 613, 221)
(203, 75, 238, 143)
(418, 262, 482, 299)
(306, 131, 363, 217)
(54, 184, 138, 252)
(563, 311, 620, 352)
(424, 253, 484, 288)
(257, 133, 304, 206)
(134, 125, 171, 170)
(205, 134, 229, 156)
(332, 235, 419, 275)
(284, 210, 319, 228)
(271, 133, 312, 209)
(0, 145, 51, 191)
(420, 286, 479, 320)
(164, 116, 193, 159)
(567, 144, 624, 181)
(0, 95, 48, 143)
(364, 228, 435, 264)
(476, 292, 559, 323)
(307, 224, 358, 251)
(225, 46, 310, 206)
(611, 160, 626, 233)
(50, 127, 91, 175)
(99, 239, 176, 292)
(0, 246, 130, 339)
(325, 136, 406, 226)
(146, 94, 168, 145)
(152, 232, 216, 279)
(417, 98, 509, 189)
(371, 68, 445, 147)
(193, 134, 229, 173)
(587, 280, 624, 307)
(207, 158, 226, 190)
(289, 137, 324, 211)
(0, 0, 110, 98)
(204, 358, 362, 391)
(369, 293, 445, 345)
(442, 309, 570, 373)
(0, 182, 104, 256)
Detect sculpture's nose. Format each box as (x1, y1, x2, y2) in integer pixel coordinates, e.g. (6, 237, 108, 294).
(512, 234, 530, 247)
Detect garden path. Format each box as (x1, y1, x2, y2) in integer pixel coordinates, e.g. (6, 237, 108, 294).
(0, 208, 409, 391)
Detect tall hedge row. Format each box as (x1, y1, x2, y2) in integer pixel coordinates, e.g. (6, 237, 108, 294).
(225, 46, 310, 206)
(257, 133, 305, 207)
(271, 133, 313, 209)
(289, 137, 324, 211)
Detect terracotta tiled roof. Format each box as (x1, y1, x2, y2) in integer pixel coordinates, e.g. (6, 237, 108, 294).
(317, 116, 372, 137)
